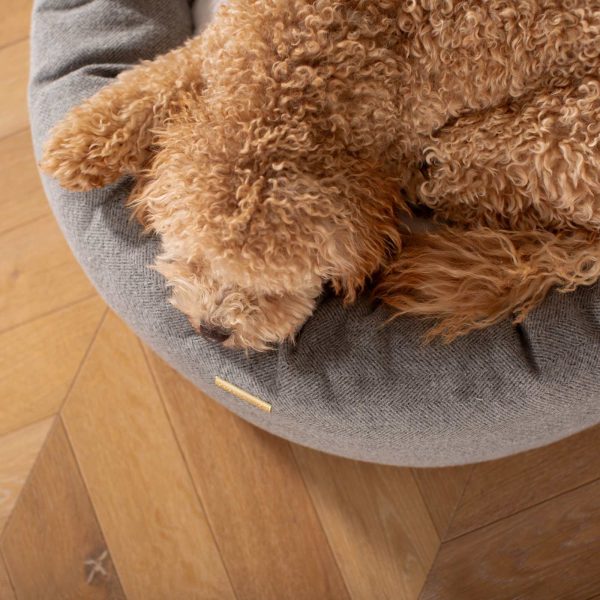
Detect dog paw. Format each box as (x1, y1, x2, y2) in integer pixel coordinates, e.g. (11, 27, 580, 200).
(41, 136, 116, 191)
(40, 91, 154, 191)
(41, 110, 141, 191)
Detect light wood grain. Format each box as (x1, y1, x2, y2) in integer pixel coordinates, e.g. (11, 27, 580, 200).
(0, 417, 53, 534)
(0, 0, 32, 48)
(0, 129, 50, 234)
(412, 465, 472, 539)
(0, 39, 29, 140)
(0, 552, 15, 600)
(447, 425, 600, 539)
(293, 446, 440, 600)
(421, 478, 600, 600)
(2, 0, 600, 593)
(62, 312, 235, 600)
(1, 421, 125, 599)
(146, 349, 350, 600)
(0, 215, 97, 332)
(0, 296, 105, 436)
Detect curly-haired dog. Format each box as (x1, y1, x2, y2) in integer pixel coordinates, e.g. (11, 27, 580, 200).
(42, 0, 600, 350)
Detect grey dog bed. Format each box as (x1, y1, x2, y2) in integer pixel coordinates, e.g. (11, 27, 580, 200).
(29, 0, 600, 466)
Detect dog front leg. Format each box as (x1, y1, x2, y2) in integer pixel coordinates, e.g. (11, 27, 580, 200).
(414, 78, 600, 232)
(41, 36, 204, 191)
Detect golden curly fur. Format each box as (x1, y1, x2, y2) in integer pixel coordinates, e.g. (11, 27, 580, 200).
(42, 0, 600, 350)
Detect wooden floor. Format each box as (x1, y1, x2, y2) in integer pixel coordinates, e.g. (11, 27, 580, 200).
(1, 4, 600, 599)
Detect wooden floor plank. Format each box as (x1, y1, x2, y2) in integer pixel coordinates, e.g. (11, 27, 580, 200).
(447, 425, 600, 539)
(0, 417, 54, 534)
(146, 349, 350, 600)
(0, 296, 105, 436)
(0, 0, 32, 48)
(0, 215, 97, 332)
(412, 465, 472, 539)
(62, 312, 235, 600)
(1, 421, 125, 599)
(420, 479, 600, 600)
(0, 552, 16, 600)
(0, 129, 51, 235)
(0, 39, 29, 140)
(293, 446, 439, 600)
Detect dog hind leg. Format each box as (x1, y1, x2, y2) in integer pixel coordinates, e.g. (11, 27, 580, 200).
(377, 225, 600, 341)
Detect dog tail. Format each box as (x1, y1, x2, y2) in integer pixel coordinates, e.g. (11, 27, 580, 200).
(376, 224, 600, 341)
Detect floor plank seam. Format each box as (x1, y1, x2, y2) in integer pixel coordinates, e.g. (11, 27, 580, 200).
(408, 470, 447, 599)
(139, 342, 241, 600)
(0, 546, 18, 599)
(288, 446, 354, 600)
(0, 35, 28, 54)
(58, 416, 129, 599)
(409, 469, 446, 541)
(0, 417, 57, 548)
(437, 465, 476, 542)
(0, 124, 31, 147)
(54, 307, 108, 417)
(0, 213, 51, 241)
(0, 291, 99, 339)
(444, 474, 600, 544)
(0, 414, 59, 447)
